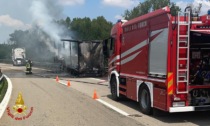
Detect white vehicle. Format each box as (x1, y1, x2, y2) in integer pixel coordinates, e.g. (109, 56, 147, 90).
(12, 48, 26, 66)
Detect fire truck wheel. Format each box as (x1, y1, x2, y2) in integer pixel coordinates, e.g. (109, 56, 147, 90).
(139, 85, 153, 115)
(110, 77, 120, 101)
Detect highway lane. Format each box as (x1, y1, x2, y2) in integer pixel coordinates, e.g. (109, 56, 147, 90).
(57, 75, 210, 126)
(0, 64, 143, 126)
(2, 63, 210, 126)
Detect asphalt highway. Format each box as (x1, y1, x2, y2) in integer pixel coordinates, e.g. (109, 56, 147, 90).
(0, 64, 142, 126)
(1, 63, 210, 126)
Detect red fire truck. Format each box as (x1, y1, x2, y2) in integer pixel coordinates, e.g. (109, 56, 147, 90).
(103, 6, 210, 114)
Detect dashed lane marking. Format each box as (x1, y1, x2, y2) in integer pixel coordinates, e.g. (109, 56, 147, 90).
(96, 99, 129, 116)
(57, 79, 129, 116)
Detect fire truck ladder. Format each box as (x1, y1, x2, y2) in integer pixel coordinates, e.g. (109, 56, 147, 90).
(176, 11, 190, 94)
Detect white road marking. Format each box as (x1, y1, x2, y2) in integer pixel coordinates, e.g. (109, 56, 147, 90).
(90, 78, 107, 81)
(0, 75, 13, 119)
(96, 99, 129, 116)
(58, 80, 67, 86)
(57, 79, 129, 116)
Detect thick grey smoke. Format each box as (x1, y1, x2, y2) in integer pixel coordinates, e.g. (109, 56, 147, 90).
(30, 0, 68, 56)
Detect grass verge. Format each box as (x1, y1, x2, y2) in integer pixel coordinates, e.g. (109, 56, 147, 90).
(0, 77, 8, 103)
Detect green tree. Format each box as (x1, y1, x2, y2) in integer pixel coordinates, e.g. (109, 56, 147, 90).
(0, 44, 13, 59)
(9, 30, 26, 46)
(123, 0, 180, 20)
(150, 0, 170, 10)
(65, 17, 71, 29)
(170, 2, 181, 16)
(70, 16, 113, 40)
(124, 1, 151, 20)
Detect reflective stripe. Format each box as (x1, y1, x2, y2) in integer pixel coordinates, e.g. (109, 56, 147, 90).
(26, 63, 30, 68)
(109, 55, 120, 65)
(168, 72, 173, 95)
(169, 106, 194, 112)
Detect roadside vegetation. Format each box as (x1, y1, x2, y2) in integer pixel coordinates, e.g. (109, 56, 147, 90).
(0, 76, 8, 103)
(123, 0, 180, 20)
(0, 44, 14, 59)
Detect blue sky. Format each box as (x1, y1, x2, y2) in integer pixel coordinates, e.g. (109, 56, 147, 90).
(0, 0, 210, 42)
(62, 0, 195, 23)
(62, 0, 128, 23)
(64, 0, 125, 22)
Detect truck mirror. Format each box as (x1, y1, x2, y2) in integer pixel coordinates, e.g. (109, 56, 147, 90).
(103, 39, 108, 58)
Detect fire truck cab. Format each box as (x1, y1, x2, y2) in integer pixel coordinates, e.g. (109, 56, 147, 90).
(103, 6, 210, 114)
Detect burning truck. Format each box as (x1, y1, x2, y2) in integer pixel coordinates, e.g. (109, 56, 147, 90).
(57, 39, 105, 76)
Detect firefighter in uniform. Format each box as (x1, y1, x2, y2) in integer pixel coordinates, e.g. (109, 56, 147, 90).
(26, 60, 32, 74)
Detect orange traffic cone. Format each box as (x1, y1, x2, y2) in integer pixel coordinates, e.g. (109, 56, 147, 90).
(92, 89, 98, 100)
(56, 76, 59, 82)
(67, 80, 71, 87)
